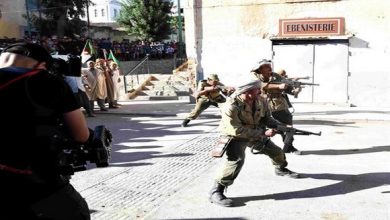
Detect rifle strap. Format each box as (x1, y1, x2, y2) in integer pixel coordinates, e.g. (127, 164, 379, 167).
(0, 69, 40, 90)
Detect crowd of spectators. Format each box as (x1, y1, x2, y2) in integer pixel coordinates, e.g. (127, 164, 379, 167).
(0, 36, 181, 61)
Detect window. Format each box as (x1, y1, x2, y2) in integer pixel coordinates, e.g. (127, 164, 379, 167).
(101, 9, 105, 17)
(94, 9, 97, 17)
(114, 9, 117, 17)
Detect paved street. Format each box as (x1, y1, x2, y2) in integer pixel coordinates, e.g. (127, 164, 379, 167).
(70, 102, 390, 220)
(71, 108, 222, 219)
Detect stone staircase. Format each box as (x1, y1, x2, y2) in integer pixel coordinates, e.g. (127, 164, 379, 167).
(122, 72, 192, 101)
(117, 59, 197, 102)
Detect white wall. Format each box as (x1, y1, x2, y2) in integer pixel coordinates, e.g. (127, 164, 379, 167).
(184, 0, 390, 107)
(0, 0, 29, 38)
(85, 0, 121, 23)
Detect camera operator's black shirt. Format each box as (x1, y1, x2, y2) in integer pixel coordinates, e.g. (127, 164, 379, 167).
(0, 67, 80, 196)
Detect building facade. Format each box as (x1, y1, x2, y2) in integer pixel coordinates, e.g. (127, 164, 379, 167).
(0, 0, 36, 38)
(183, 0, 390, 107)
(84, 0, 122, 23)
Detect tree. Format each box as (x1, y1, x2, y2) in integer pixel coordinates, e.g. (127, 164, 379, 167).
(117, 0, 173, 41)
(30, 0, 91, 37)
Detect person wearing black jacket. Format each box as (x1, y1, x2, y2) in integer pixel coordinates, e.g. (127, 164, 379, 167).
(0, 43, 91, 219)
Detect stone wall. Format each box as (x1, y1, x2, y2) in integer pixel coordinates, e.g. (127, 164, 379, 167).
(120, 59, 176, 75)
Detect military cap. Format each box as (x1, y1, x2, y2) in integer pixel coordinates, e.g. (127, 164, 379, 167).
(1, 42, 53, 66)
(208, 74, 220, 81)
(251, 59, 272, 72)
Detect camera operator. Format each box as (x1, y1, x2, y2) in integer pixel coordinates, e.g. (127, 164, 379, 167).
(0, 43, 91, 219)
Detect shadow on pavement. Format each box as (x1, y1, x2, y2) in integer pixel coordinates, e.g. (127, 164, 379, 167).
(165, 217, 247, 220)
(302, 145, 390, 155)
(87, 115, 217, 169)
(294, 119, 357, 127)
(295, 110, 390, 116)
(231, 172, 390, 207)
(109, 152, 194, 167)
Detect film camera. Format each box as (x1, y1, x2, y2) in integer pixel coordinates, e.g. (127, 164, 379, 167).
(56, 125, 113, 176)
(48, 55, 112, 175)
(50, 54, 82, 77)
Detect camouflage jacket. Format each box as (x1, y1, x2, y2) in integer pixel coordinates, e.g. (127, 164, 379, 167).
(197, 80, 226, 103)
(218, 96, 281, 141)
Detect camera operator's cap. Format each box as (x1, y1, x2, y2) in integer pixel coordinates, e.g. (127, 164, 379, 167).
(2, 42, 52, 66)
(251, 59, 273, 72)
(208, 74, 220, 81)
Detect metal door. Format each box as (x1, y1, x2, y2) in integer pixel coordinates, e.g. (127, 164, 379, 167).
(272, 44, 314, 102)
(313, 43, 349, 103)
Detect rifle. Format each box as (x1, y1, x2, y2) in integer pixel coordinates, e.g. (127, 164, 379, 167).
(276, 125, 322, 136)
(250, 125, 320, 154)
(203, 85, 235, 98)
(286, 76, 311, 81)
(281, 79, 320, 87)
(278, 79, 320, 87)
(275, 125, 321, 152)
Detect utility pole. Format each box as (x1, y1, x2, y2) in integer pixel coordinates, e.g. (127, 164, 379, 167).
(177, 0, 183, 61)
(37, 0, 42, 37)
(86, 0, 90, 37)
(25, 0, 32, 38)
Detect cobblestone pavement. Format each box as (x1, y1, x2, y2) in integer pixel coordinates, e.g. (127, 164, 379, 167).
(70, 102, 390, 220)
(71, 114, 221, 219)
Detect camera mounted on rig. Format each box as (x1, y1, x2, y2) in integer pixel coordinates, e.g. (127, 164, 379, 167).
(56, 125, 112, 176)
(50, 54, 82, 77)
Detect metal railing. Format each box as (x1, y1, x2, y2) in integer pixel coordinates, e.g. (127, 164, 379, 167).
(123, 54, 150, 93)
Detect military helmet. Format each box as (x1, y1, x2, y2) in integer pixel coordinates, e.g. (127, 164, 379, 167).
(207, 74, 220, 81)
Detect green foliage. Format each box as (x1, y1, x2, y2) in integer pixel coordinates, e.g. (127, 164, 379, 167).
(117, 0, 173, 41)
(169, 15, 185, 32)
(30, 0, 91, 37)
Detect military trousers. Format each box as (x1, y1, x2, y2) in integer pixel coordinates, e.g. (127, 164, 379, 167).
(272, 109, 294, 148)
(215, 139, 287, 187)
(186, 97, 219, 120)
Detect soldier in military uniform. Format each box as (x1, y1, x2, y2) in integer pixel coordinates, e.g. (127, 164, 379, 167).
(181, 74, 235, 127)
(251, 60, 301, 154)
(209, 79, 299, 207)
(276, 69, 302, 110)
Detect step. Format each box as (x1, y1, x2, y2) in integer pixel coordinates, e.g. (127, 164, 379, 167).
(149, 96, 179, 101)
(175, 91, 190, 96)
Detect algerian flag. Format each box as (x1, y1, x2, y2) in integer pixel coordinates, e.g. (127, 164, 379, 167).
(81, 39, 95, 63)
(108, 49, 120, 67)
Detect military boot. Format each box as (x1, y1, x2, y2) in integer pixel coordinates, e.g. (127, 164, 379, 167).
(209, 182, 233, 207)
(275, 167, 300, 178)
(181, 119, 191, 127)
(283, 145, 302, 155)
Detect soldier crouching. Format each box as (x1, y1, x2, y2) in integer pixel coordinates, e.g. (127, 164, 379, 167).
(181, 74, 234, 127)
(209, 79, 299, 207)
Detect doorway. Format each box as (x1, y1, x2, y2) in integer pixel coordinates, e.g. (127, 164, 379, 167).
(272, 40, 349, 104)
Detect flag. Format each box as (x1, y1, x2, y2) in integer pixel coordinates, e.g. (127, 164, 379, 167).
(81, 39, 95, 63)
(102, 48, 107, 60)
(108, 50, 120, 67)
